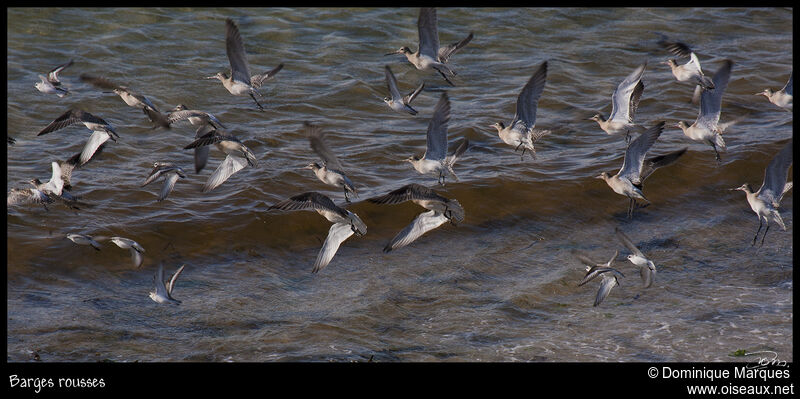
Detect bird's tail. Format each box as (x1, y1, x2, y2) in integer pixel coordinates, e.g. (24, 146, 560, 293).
(714, 132, 727, 151)
(242, 145, 259, 168)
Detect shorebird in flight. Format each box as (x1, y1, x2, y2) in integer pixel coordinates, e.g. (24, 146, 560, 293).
(614, 227, 657, 288)
(383, 65, 424, 115)
(731, 140, 793, 247)
(590, 62, 647, 143)
(575, 250, 624, 307)
(368, 183, 464, 252)
(406, 92, 469, 185)
(303, 122, 358, 203)
(756, 71, 792, 111)
(35, 59, 73, 97)
(597, 122, 686, 218)
(206, 18, 284, 111)
(37, 109, 119, 166)
(385, 7, 473, 86)
(675, 60, 734, 163)
(110, 237, 146, 268)
(80, 74, 170, 129)
(150, 264, 186, 305)
(269, 192, 367, 273)
(492, 61, 550, 160)
(142, 162, 187, 202)
(184, 129, 258, 192)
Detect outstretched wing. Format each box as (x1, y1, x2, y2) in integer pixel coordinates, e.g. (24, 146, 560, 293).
(383, 210, 448, 252)
(417, 7, 440, 59)
(424, 92, 450, 161)
(306, 122, 344, 172)
(203, 154, 248, 192)
(511, 61, 548, 131)
(437, 32, 473, 63)
(312, 223, 355, 273)
(618, 121, 664, 184)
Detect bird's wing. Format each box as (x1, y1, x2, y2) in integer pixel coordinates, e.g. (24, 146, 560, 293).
(368, 183, 447, 205)
(782, 71, 792, 96)
(660, 40, 693, 58)
(48, 59, 73, 83)
(79, 74, 119, 90)
(615, 228, 644, 257)
(312, 222, 355, 273)
(79, 131, 112, 165)
(618, 121, 664, 183)
(251, 63, 284, 88)
(594, 275, 619, 307)
(154, 264, 168, 297)
(225, 18, 253, 85)
(639, 147, 687, 183)
(424, 92, 450, 161)
(417, 7, 440, 59)
(130, 247, 144, 268)
(697, 60, 733, 129)
(437, 32, 473, 63)
(640, 266, 655, 289)
(269, 192, 345, 216)
(159, 173, 181, 201)
(384, 210, 448, 252)
(384, 65, 402, 100)
(38, 109, 83, 135)
(609, 62, 646, 123)
(306, 122, 344, 171)
(202, 154, 248, 192)
(43, 161, 64, 196)
(758, 139, 793, 207)
(404, 81, 425, 104)
(183, 131, 226, 149)
(511, 61, 548, 131)
(142, 164, 167, 187)
(166, 264, 186, 296)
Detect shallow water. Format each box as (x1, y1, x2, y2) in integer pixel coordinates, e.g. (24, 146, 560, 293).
(6, 7, 793, 362)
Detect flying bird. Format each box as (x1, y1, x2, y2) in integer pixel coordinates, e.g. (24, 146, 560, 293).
(110, 237, 146, 268)
(383, 65, 424, 115)
(80, 74, 170, 129)
(575, 250, 624, 307)
(37, 109, 119, 165)
(731, 140, 793, 247)
(406, 92, 469, 185)
(35, 59, 73, 97)
(756, 71, 792, 111)
(149, 264, 186, 305)
(385, 7, 473, 86)
(675, 60, 734, 163)
(590, 62, 647, 143)
(269, 192, 366, 273)
(184, 129, 258, 192)
(206, 18, 284, 111)
(303, 122, 358, 203)
(614, 228, 657, 288)
(368, 183, 464, 252)
(596, 122, 683, 218)
(142, 162, 187, 202)
(492, 61, 550, 159)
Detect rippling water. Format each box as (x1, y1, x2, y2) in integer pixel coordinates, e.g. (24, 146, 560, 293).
(7, 7, 793, 362)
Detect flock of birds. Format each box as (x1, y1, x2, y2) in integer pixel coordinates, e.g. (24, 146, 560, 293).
(8, 8, 794, 308)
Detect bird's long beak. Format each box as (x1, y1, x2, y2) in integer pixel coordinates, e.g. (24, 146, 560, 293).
(754, 92, 766, 96)
(384, 50, 400, 56)
(102, 91, 115, 94)
(204, 76, 218, 80)
(660, 61, 670, 65)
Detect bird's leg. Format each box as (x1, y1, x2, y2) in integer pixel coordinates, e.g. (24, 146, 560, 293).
(249, 93, 265, 111)
(711, 142, 721, 163)
(627, 198, 635, 219)
(344, 186, 351, 203)
(520, 147, 526, 161)
(759, 223, 770, 247)
(514, 142, 523, 152)
(751, 218, 763, 246)
(529, 147, 537, 160)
